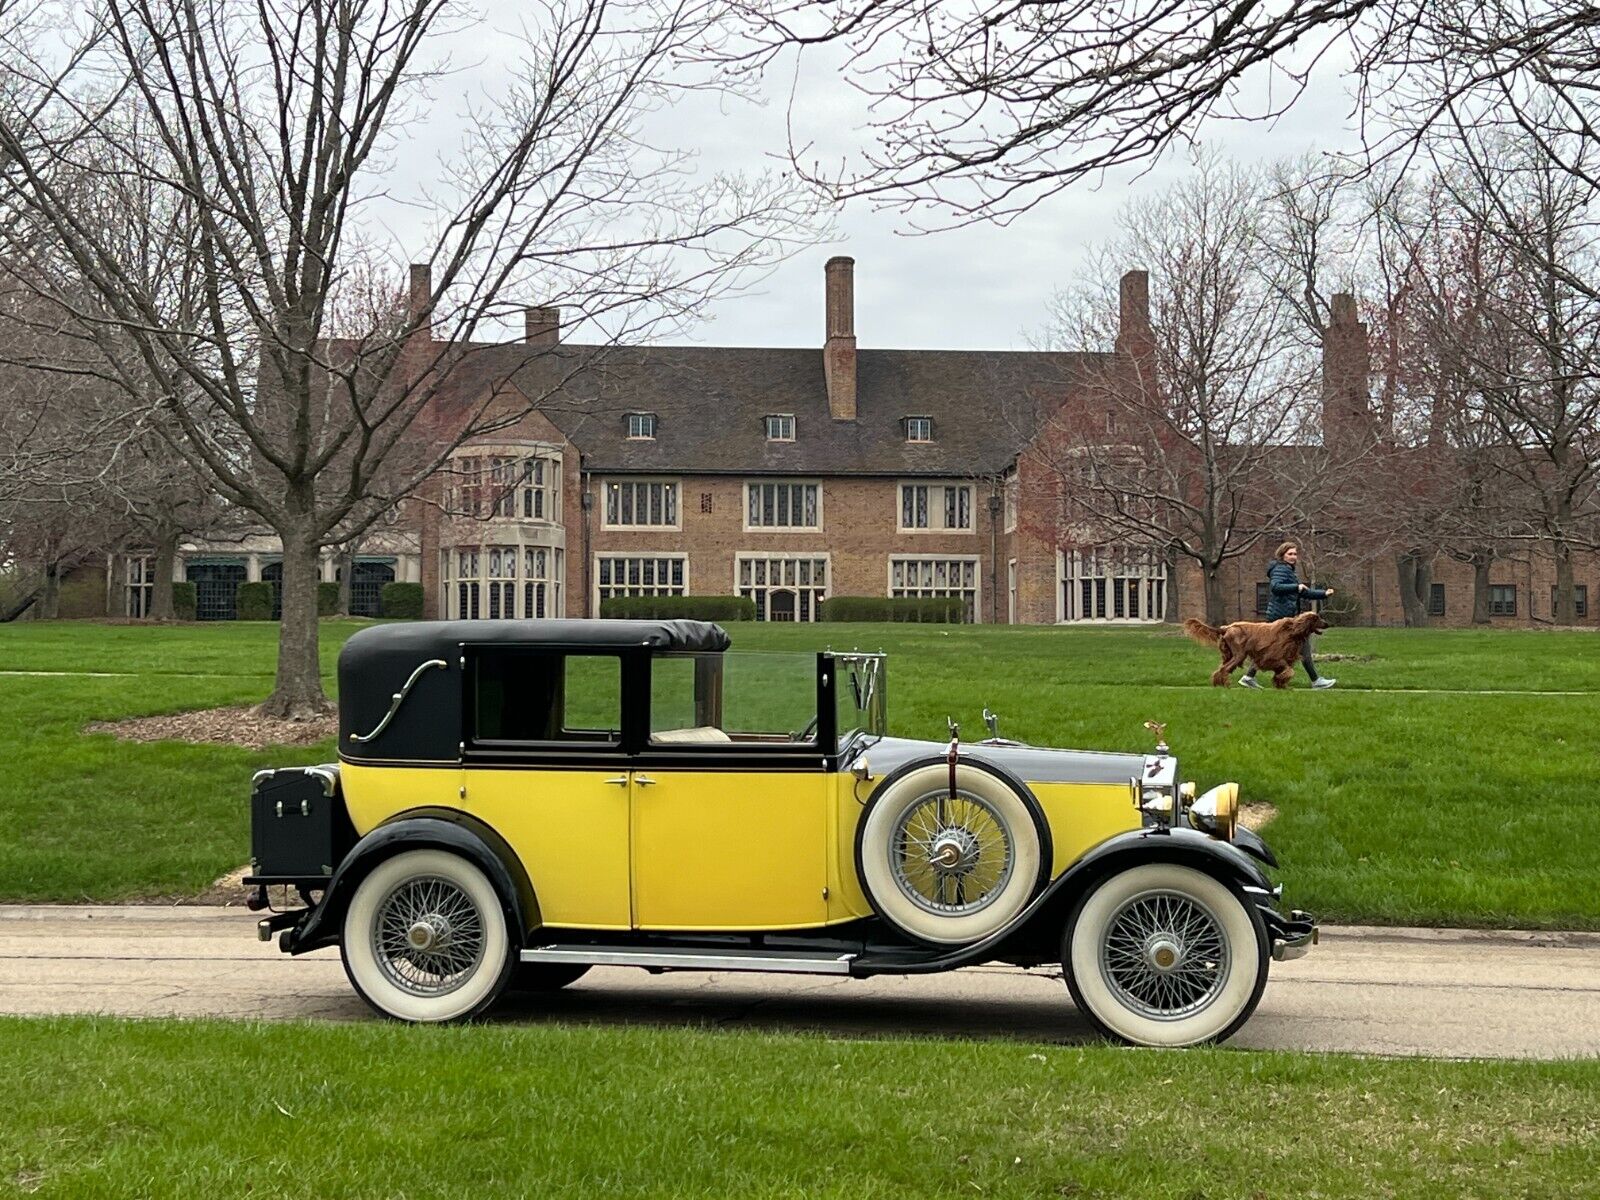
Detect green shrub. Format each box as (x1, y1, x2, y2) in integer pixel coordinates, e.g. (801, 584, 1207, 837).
(235, 581, 275, 621)
(380, 582, 424, 619)
(819, 596, 966, 623)
(171, 582, 197, 621)
(317, 582, 340, 617)
(599, 595, 756, 621)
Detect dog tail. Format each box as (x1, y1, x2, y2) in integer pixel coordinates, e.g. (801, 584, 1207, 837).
(1182, 617, 1223, 647)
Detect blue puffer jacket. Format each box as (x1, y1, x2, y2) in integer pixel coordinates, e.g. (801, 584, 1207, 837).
(1265, 559, 1327, 620)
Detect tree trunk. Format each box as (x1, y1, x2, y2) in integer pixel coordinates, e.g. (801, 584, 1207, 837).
(1396, 550, 1430, 627)
(258, 528, 332, 719)
(1162, 546, 1180, 623)
(150, 531, 179, 621)
(336, 549, 354, 617)
(1202, 566, 1226, 625)
(1470, 549, 1492, 624)
(39, 562, 61, 620)
(1551, 540, 1576, 624)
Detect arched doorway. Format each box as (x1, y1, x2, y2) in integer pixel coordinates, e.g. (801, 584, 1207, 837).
(768, 589, 797, 622)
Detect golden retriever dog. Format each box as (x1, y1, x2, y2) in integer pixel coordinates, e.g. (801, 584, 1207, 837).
(1183, 610, 1330, 688)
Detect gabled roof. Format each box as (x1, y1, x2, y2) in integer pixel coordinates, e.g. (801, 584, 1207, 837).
(429, 342, 1111, 477)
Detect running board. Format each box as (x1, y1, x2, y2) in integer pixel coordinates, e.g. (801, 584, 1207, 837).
(520, 945, 857, 975)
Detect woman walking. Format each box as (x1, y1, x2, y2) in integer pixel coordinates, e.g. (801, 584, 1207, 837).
(1241, 542, 1336, 689)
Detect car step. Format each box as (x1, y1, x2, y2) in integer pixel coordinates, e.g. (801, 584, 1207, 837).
(520, 945, 857, 975)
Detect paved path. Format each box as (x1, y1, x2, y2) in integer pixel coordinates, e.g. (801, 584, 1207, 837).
(3, 906, 1598, 1059)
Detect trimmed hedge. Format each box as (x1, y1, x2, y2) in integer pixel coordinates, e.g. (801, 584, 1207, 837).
(235, 581, 275, 621)
(819, 596, 967, 623)
(172, 582, 197, 622)
(600, 595, 756, 621)
(381, 582, 424, 619)
(317, 582, 340, 617)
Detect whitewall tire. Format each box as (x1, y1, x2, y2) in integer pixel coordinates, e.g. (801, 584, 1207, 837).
(341, 849, 514, 1023)
(857, 763, 1045, 945)
(1063, 862, 1268, 1047)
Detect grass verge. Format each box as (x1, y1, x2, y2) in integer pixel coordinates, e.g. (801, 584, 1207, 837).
(1, 1016, 1596, 1199)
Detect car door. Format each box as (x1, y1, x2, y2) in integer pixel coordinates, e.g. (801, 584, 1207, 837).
(459, 648, 633, 932)
(628, 651, 828, 931)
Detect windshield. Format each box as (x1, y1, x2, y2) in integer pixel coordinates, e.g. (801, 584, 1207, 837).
(832, 652, 887, 745)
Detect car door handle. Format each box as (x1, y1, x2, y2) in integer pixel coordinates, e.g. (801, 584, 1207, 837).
(634, 775, 657, 786)
(603, 776, 628, 786)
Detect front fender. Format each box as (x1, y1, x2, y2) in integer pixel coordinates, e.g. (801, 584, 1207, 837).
(852, 826, 1275, 976)
(282, 812, 536, 955)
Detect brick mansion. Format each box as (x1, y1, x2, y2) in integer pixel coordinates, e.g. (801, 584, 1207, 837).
(92, 256, 1594, 628)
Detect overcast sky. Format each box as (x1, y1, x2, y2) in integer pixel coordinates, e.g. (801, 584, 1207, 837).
(398, 8, 1364, 353)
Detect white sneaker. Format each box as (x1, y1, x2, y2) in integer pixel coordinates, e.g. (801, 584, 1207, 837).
(1311, 677, 1336, 689)
(1239, 675, 1262, 689)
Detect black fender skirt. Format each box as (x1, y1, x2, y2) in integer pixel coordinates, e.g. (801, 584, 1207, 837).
(281, 810, 538, 955)
(851, 825, 1277, 977)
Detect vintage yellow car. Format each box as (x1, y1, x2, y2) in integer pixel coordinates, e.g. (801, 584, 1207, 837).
(246, 618, 1316, 1045)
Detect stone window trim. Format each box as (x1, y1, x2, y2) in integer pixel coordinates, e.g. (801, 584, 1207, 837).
(743, 479, 823, 532)
(600, 477, 681, 531)
(888, 555, 981, 623)
(444, 444, 562, 524)
(897, 480, 975, 534)
(1057, 546, 1168, 624)
(904, 415, 933, 443)
(734, 552, 830, 622)
(1002, 471, 1018, 534)
(442, 542, 565, 621)
(625, 412, 657, 440)
(593, 552, 688, 613)
(764, 413, 796, 442)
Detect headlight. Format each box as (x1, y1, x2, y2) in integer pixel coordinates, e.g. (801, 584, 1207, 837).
(1190, 782, 1239, 840)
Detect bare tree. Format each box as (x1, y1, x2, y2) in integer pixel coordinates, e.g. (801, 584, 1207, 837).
(1021, 158, 1330, 623)
(0, 0, 821, 717)
(1422, 128, 1600, 622)
(731, 1, 1600, 227)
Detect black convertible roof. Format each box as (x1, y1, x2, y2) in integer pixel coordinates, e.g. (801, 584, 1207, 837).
(342, 618, 731, 662)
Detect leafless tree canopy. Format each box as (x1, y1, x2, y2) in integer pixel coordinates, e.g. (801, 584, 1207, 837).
(0, 0, 823, 715)
(730, 1, 1600, 225)
(1021, 157, 1332, 622)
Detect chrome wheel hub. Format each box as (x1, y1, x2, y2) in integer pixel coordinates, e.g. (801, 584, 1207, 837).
(890, 791, 1015, 916)
(1099, 890, 1230, 1020)
(373, 876, 486, 997)
(929, 826, 981, 875)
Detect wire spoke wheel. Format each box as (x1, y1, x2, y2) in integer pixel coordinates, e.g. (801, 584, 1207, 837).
(889, 790, 1015, 917)
(1098, 888, 1229, 1021)
(371, 873, 488, 998)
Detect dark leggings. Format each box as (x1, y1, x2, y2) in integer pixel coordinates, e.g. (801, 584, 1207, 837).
(1245, 638, 1319, 682)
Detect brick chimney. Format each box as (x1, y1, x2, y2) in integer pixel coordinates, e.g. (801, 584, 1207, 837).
(407, 263, 433, 341)
(1114, 269, 1156, 395)
(1322, 293, 1374, 451)
(524, 306, 561, 345)
(823, 256, 857, 421)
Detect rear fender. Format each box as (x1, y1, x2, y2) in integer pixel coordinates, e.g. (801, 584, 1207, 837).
(284, 810, 538, 955)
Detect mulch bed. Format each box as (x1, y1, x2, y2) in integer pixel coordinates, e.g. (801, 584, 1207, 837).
(84, 705, 336, 750)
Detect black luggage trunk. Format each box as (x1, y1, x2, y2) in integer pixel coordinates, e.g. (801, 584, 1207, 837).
(248, 766, 356, 885)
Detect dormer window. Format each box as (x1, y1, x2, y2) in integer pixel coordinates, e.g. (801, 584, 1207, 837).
(765, 414, 795, 441)
(905, 416, 933, 443)
(626, 412, 656, 440)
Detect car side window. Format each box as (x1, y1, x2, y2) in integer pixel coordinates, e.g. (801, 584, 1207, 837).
(648, 651, 818, 746)
(473, 651, 621, 744)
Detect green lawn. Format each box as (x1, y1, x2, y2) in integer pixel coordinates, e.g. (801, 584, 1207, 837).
(1, 1017, 1596, 1198)
(0, 620, 1597, 928)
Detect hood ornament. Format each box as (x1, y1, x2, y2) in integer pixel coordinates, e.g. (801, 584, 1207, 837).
(982, 707, 999, 739)
(1143, 720, 1170, 755)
